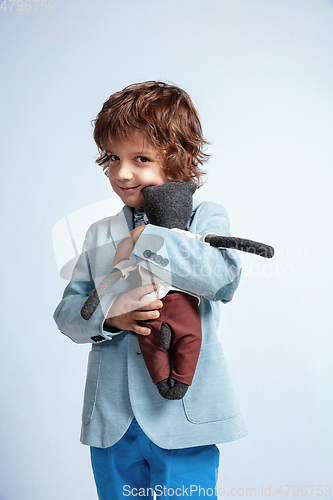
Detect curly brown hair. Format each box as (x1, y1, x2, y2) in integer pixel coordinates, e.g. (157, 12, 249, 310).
(93, 81, 209, 187)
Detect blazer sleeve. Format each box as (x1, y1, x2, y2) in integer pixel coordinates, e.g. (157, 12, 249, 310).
(53, 224, 123, 344)
(130, 201, 242, 303)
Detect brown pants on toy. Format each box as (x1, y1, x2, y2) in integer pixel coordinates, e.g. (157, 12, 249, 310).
(138, 291, 202, 386)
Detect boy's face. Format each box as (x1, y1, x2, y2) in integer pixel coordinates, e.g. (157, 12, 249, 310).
(107, 130, 168, 207)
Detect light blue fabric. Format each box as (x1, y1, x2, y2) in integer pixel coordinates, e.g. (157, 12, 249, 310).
(91, 417, 220, 500)
(54, 199, 247, 449)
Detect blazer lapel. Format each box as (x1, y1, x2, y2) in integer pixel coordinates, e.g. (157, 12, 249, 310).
(187, 198, 200, 232)
(110, 205, 134, 248)
(110, 198, 200, 245)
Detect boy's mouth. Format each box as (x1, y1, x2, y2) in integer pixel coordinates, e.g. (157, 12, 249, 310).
(119, 185, 140, 192)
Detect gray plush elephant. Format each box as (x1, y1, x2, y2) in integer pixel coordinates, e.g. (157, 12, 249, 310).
(81, 182, 274, 399)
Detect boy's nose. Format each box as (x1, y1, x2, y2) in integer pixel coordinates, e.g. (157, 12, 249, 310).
(116, 161, 134, 181)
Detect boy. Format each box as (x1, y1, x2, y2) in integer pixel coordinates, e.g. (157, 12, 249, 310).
(54, 81, 246, 499)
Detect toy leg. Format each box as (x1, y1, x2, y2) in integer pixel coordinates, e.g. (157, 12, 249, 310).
(163, 292, 202, 385)
(137, 315, 173, 385)
(160, 323, 172, 350)
(138, 292, 202, 400)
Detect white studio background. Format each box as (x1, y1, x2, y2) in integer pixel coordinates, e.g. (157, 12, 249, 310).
(1, 0, 332, 499)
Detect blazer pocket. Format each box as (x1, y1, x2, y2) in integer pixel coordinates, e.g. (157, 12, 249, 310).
(182, 343, 240, 424)
(82, 350, 102, 425)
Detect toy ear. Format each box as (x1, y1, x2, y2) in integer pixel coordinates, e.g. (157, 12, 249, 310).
(142, 181, 197, 230)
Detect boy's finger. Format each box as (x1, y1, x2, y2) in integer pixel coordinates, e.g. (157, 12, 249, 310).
(134, 309, 160, 321)
(135, 325, 151, 336)
(137, 300, 163, 312)
(134, 283, 158, 299)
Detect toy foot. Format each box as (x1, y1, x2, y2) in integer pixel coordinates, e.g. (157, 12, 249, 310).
(165, 380, 189, 400)
(156, 379, 189, 400)
(160, 324, 171, 350)
(156, 378, 172, 398)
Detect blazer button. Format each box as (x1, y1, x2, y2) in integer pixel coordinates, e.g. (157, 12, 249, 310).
(143, 249, 151, 258)
(91, 335, 104, 343)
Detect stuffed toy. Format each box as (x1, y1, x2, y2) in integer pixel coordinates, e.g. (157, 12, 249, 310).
(81, 182, 274, 400)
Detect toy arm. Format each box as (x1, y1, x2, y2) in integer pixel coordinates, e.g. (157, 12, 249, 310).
(130, 202, 242, 303)
(204, 235, 274, 258)
(80, 267, 124, 320)
(80, 259, 141, 321)
(54, 226, 123, 344)
(170, 229, 274, 258)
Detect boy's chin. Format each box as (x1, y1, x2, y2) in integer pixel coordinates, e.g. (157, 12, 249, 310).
(117, 192, 145, 208)
(124, 198, 145, 208)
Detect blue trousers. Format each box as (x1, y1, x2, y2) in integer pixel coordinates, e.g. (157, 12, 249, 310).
(91, 418, 220, 499)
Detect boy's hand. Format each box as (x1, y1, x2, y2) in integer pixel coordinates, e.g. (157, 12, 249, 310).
(112, 226, 146, 266)
(104, 283, 163, 336)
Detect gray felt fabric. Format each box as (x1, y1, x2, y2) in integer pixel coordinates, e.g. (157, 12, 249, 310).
(81, 268, 123, 320)
(142, 181, 197, 230)
(156, 379, 189, 400)
(205, 235, 274, 258)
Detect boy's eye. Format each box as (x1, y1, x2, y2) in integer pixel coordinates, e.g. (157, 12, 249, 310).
(136, 156, 150, 163)
(108, 154, 119, 162)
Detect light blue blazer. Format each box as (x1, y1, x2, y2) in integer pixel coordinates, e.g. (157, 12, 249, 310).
(54, 199, 247, 449)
